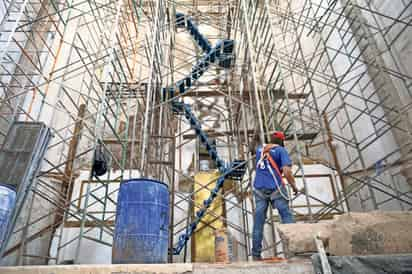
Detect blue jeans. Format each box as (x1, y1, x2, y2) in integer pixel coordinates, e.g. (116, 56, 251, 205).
(252, 186, 294, 258)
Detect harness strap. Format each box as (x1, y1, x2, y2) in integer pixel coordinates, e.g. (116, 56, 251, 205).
(258, 144, 286, 186)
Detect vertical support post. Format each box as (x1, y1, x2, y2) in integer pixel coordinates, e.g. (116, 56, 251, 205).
(168, 119, 176, 263)
(47, 104, 86, 262)
(323, 113, 348, 211)
(74, 0, 124, 263)
(140, 0, 162, 175)
(239, 0, 266, 144)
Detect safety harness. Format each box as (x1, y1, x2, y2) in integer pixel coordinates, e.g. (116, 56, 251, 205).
(255, 144, 290, 201)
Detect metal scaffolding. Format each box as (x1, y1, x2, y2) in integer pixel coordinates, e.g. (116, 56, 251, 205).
(0, 0, 411, 265)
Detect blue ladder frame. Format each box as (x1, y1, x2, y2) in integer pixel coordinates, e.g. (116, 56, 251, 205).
(163, 13, 245, 255)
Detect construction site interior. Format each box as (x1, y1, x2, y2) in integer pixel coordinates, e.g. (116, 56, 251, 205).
(0, 0, 412, 273)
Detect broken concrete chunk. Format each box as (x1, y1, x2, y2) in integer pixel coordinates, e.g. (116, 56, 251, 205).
(278, 211, 412, 257)
(277, 222, 334, 257)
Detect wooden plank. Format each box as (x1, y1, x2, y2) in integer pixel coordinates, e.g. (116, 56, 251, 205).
(47, 104, 86, 257)
(64, 220, 115, 228)
(148, 161, 174, 165)
(183, 129, 255, 140)
(288, 93, 309, 99)
(180, 90, 308, 100)
(63, 104, 86, 194)
(183, 130, 318, 141)
(286, 132, 319, 141)
(103, 138, 141, 144)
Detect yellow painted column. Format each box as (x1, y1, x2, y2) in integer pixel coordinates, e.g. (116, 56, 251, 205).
(192, 170, 223, 262)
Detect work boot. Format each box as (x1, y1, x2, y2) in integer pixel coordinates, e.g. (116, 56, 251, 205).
(252, 255, 262, 261)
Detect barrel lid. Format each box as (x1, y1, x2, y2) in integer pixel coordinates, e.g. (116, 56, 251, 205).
(121, 178, 169, 189)
(0, 183, 17, 192)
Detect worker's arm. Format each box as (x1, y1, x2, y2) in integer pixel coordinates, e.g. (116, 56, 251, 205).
(283, 165, 299, 195)
(276, 147, 299, 195)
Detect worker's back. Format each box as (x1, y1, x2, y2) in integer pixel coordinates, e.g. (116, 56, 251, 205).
(254, 145, 292, 190)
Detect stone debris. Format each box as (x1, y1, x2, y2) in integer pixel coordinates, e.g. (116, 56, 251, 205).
(277, 211, 412, 257)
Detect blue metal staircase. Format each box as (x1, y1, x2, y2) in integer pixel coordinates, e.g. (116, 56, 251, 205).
(163, 13, 245, 255)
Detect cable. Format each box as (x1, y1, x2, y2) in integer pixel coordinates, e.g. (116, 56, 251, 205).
(256, 152, 290, 201)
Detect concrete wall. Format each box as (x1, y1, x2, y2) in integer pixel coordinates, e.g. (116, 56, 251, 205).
(285, 0, 412, 212)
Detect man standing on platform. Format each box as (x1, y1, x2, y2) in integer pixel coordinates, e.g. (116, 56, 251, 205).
(251, 131, 299, 260)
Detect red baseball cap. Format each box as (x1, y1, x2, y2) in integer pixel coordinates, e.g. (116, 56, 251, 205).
(272, 131, 285, 141)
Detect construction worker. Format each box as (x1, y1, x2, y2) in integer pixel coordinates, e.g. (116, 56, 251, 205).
(251, 131, 299, 260)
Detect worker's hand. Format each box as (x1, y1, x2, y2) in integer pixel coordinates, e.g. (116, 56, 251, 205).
(292, 186, 299, 196)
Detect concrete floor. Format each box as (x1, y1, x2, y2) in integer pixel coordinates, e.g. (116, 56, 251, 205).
(0, 260, 314, 274)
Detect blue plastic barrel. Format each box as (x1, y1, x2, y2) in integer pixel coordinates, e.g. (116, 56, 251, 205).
(0, 184, 16, 247)
(112, 178, 169, 264)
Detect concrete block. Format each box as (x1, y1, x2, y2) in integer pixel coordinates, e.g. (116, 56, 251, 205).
(0, 263, 193, 274)
(277, 222, 334, 257)
(193, 260, 314, 274)
(329, 211, 412, 256)
(278, 211, 412, 257)
(0, 261, 315, 274)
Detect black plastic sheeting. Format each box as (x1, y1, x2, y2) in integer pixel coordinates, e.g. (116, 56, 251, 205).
(312, 253, 412, 274)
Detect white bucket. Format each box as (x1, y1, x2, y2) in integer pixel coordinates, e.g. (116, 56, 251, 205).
(199, 160, 210, 171)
